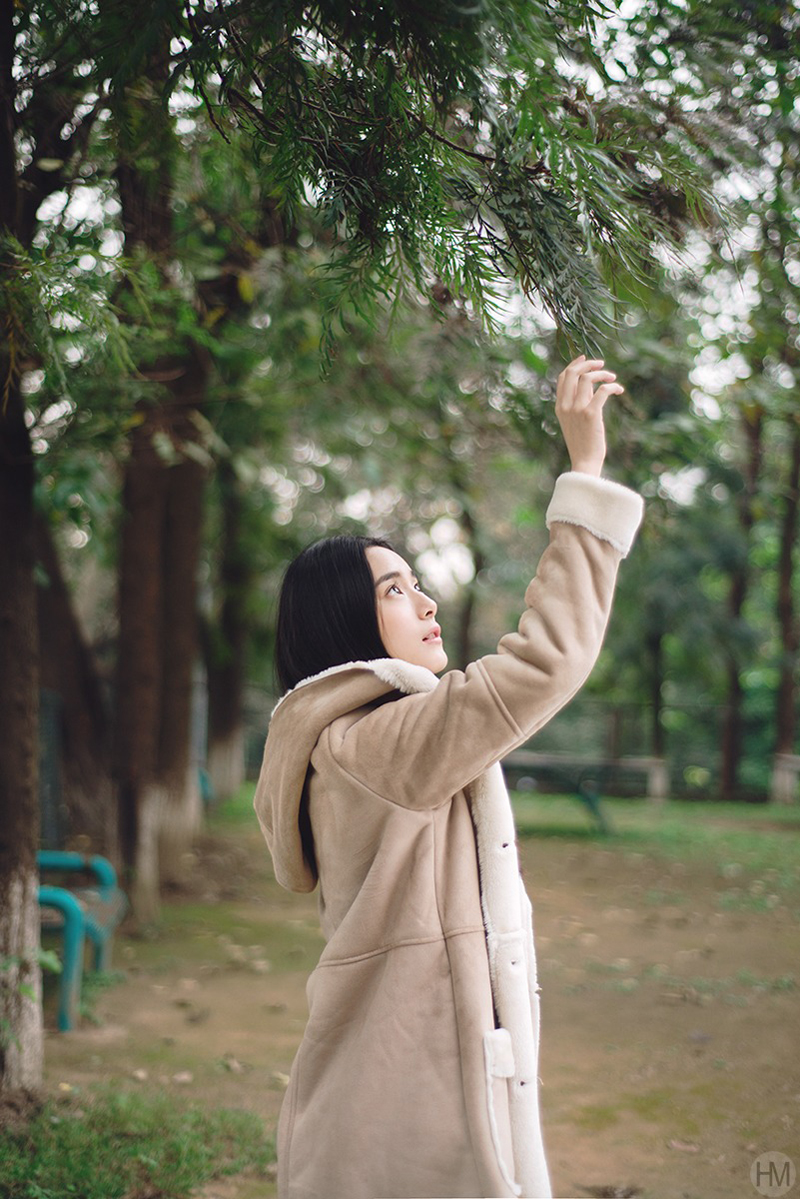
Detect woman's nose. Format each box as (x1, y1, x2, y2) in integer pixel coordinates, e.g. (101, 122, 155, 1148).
(420, 592, 436, 617)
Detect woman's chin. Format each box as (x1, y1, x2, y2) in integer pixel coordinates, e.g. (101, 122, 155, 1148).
(429, 645, 448, 672)
(393, 644, 448, 672)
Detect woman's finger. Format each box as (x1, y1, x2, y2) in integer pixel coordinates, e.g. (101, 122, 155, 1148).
(589, 381, 625, 407)
(577, 369, 617, 395)
(558, 357, 604, 390)
(559, 369, 618, 408)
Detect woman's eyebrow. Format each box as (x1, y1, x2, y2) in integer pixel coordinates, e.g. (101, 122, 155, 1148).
(373, 570, 402, 588)
(373, 568, 421, 589)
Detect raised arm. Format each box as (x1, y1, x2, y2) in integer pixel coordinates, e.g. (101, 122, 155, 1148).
(321, 474, 642, 807)
(321, 355, 642, 807)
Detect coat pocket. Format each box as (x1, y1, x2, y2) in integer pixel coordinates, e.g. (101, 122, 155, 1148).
(483, 1028, 521, 1196)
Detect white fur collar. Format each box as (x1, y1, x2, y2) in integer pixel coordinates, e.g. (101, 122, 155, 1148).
(273, 657, 440, 714)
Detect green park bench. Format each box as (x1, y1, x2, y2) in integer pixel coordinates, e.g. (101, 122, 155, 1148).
(37, 851, 128, 1032)
(503, 752, 669, 834)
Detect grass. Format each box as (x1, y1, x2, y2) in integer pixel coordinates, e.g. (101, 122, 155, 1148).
(0, 1087, 275, 1199)
(116, 900, 323, 977)
(570, 1086, 707, 1136)
(207, 784, 264, 829)
(512, 793, 800, 910)
(587, 961, 798, 998)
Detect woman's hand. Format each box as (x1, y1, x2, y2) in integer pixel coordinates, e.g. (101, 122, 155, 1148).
(555, 354, 623, 478)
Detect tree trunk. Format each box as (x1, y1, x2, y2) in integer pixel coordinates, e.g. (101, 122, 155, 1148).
(720, 405, 763, 800)
(206, 463, 249, 800)
(0, 388, 43, 1094)
(115, 413, 168, 922)
(772, 414, 800, 798)
(646, 629, 665, 758)
(0, 867, 42, 1095)
(456, 537, 485, 670)
(111, 35, 208, 917)
(207, 725, 245, 802)
(115, 377, 209, 913)
(0, 0, 43, 1094)
(453, 488, 484, 670)
(35, 514, 115, 854)
(720, 663, 744, 799)
(774, 414, 800, 752)
(157, 403, 206, 883)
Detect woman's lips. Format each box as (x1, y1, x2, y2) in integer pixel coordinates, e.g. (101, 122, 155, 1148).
(423, 626, 442, 643)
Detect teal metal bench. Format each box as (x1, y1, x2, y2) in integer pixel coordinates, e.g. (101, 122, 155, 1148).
(37, 851, 128, 1031)
(503, 755, 615, 833)
(504, 752, 669, 834)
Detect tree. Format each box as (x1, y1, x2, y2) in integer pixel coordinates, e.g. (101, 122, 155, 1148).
(0, 0, 105, 1092)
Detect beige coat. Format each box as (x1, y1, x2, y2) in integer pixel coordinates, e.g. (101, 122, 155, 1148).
(255, 473, 644, 1199)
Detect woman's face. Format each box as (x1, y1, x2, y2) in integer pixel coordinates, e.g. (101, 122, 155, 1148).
(365, 545, 448, 673)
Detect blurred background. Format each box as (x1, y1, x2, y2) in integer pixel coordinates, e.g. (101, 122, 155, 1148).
(1, 0, 798, 1125)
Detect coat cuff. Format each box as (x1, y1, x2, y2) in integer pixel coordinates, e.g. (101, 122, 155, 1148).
(545, 472, 644, 558)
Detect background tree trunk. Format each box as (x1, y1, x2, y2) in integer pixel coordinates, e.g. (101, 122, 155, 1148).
(111, 35, 208, 917)
(156, 382, 207, 882)
(455, 507, 485, 671)
(115, 379, 209, 917)
(772, 414, 800, 793)
(115, 413, 168, 922)
(646, 630, 666, 759)
(35, 515, 115, 854)
(205, 463, 249, 800)
(720, 405, 763, 799)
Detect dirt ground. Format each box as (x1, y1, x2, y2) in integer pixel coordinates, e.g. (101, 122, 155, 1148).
(43, 800, 800, 1199)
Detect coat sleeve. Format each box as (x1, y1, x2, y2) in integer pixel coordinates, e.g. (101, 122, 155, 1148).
(323, 473, 644, 810)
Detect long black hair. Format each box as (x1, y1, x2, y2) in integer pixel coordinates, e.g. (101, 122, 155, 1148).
(275, 534, 395, 694)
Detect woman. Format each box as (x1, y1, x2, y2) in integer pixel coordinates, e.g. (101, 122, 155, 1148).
(255, 356, 644, 1199)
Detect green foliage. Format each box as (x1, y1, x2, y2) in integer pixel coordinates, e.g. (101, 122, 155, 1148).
(0, 236, 134, 410)
(78, 970, 126, 1025)
(155, 0, 723, 348)
(0, 1088, 275, 1199)
(0, 949, 62, 1051)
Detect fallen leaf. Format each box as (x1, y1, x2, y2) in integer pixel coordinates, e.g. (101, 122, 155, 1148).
(668, 1139, 700, 1153)
(186, 1007, 211, 1024)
